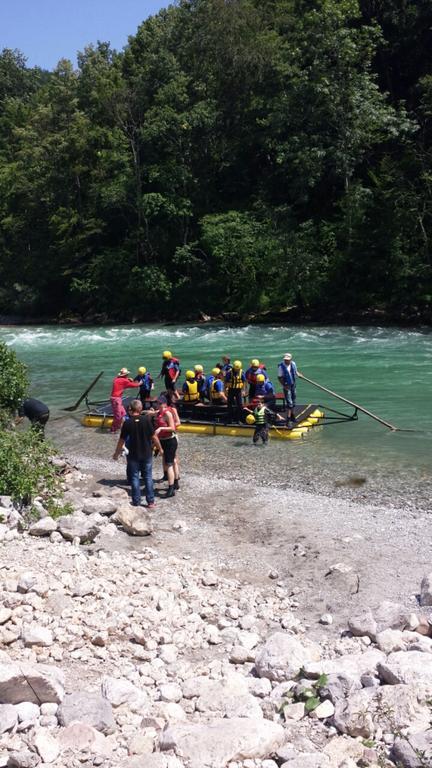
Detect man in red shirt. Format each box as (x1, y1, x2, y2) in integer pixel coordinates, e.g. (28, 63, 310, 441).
(110, 367, 140, 433)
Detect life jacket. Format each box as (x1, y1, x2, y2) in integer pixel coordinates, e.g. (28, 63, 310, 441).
(137, 373, 152, 394)
(196, 373, 206, 394)
(183, 380, 199, 402)
(167, 357, 181, 381)
(254, 380, 267, 397)
(279, 361, 297, 387)
(210, 379, 224, 400)
(205, 374, 215, 398)
(264, 380, 275, 395)
(155, 408, 174, 439)
(227, 369, 244, 390)
(254, 405, 267, 425)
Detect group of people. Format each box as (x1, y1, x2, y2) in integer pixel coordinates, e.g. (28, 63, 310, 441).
(110, 350, 299, 506)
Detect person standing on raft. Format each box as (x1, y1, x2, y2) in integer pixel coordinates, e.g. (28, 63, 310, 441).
(110, 367, 140, 433)
(159, 351, 181, 400)
(225, 360, 246, 423)
(278, 352, 298, 423)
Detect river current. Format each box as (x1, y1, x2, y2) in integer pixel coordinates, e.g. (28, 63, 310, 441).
(2, 324, 431, 508)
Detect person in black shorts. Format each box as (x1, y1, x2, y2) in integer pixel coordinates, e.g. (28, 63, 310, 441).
(17, 398, 50, 438)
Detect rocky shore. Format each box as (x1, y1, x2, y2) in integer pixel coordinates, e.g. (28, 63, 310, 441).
(0, 462, 431, 768)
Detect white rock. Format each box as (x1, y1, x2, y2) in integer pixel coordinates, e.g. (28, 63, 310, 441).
(160, 717, 284, 767)
(101, 676, 148, 712)
(282, 702, 305, 721)
(319, 614, 333, 626)
(82, 497, 117, 516)
(33, 728, 60, 763)
(378, 650, 432, 693)
(29, 518, 58, 537)
(303, 649, 385, 682)
(114, 505, 153, 536)
(56, 722, 114, 755)
(255, 633, 321, 682)
(0, 703, 17, 734)
(57, 691, 115, 734)
(195, 676, 262, 719)
(333, 683, 429, 738)
(0, 609, 12, 625)
(311, 700, 335, 719)
(17, 573, 37, 593)
(159, 683, 183, 703)
(15, 702, 40, 723)
(22, 623, 53, 647)
(375, 629, 406, 654)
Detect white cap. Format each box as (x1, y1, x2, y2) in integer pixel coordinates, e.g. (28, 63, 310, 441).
(283, 353, 292, 361)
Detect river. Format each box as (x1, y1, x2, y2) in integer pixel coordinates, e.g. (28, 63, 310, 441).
(1, 323, 431, 509)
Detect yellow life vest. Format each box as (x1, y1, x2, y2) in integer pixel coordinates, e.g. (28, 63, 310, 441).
(210, 379, 224, 400)
(227, 369, 244, 390)
(183, 380, 199, 402)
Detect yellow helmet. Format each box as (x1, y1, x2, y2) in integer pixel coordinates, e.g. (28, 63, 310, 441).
(251, 358, 260, 367)
(138, 366, 147, 375)
(162, 350, 172, 359)
(194, 364, 204, 373)
(256, 373, 265, 383)
(233, 360, 242, 369)
(212, 367, 221, 376)
(246, 414, 256, 424)
(186, 370, 195, 379)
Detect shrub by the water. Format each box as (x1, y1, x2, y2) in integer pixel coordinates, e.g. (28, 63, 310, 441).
(0, 428, 59, 506)
(0, 340, 63, 508)
(0, 341, 28, 415)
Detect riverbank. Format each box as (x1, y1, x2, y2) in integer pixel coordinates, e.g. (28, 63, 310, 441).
(0, 459, 431, 767)
(1, 305, 432, 328)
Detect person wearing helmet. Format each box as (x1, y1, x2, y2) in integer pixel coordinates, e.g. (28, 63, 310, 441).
(225, 360, 246, 422)
(134, 366, 154, 408)
(194, 364, 207, 401)
(159, 351, 181, 400)
(209, 368, 227, 404)
(245, 358, 268, 399)
(220, 355, 232, 380)
(182, 370, 200, 402)
(278, 352, 298, 423)
(110, 367, 140, 433)
(244, 395, 284, 444)
(205, 367, 218, 400)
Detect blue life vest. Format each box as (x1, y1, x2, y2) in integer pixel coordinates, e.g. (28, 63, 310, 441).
(205, 374, 215, 398)
(278, 361, 297, 387)
(264, 380, 275, 395)
(254, 380, 267, 397)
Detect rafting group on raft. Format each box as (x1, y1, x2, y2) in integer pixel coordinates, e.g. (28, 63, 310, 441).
(110, 350, 299, 447)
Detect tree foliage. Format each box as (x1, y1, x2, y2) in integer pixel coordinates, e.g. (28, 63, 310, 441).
(0, 0, 431, 321)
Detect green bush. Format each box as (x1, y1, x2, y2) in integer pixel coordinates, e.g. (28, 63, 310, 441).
(0, 428, 61, 505)
(0, 341, 28, 414)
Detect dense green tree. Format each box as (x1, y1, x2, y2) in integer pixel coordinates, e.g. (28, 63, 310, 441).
(0, 0, 431, 321)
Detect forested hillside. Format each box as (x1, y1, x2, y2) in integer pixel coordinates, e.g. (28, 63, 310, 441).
(0, 0, 431, 322)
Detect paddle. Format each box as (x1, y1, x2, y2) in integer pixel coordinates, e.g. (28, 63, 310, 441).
(62, 371, 104, 412)
(297, 372, 404, 432)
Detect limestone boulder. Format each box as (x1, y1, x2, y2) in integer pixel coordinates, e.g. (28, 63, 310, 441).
(21, 623, 53, 647)
(160, 717, 284, 768)
(374, 601, 411, 633)
(0, 660, 64, 704)
(392, 731, 432, 768)
(420, 573, 432, 606)
(114, 505, 153, 536)
(28, 517, 58, 536)
(333, 684, 429, 739)
(303, 649, 385, 683)
(0, 703, 17, 734)
(33, 728, 60, 763)
(195, 675, 262, 719)
(101, 676, 148, 713)
(56, 722, 114, 756)
(82, 497, 117, 516)
(57, 691, 115, 734)
(255, 633, 321, 682)
(57, 512, 100, 543)
(348, 608, 377, 640)
(378, 650, 432, 694)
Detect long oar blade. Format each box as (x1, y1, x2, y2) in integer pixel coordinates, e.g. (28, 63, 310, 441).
(62, 371, 104, 412)
(297, 372, 401, 431)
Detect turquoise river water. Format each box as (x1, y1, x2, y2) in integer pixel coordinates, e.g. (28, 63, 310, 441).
(1, 324, 431, 507)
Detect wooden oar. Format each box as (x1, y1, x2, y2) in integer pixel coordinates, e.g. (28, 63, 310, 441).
(297, 372, 401, 431)
(62, 371, 104, 412)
